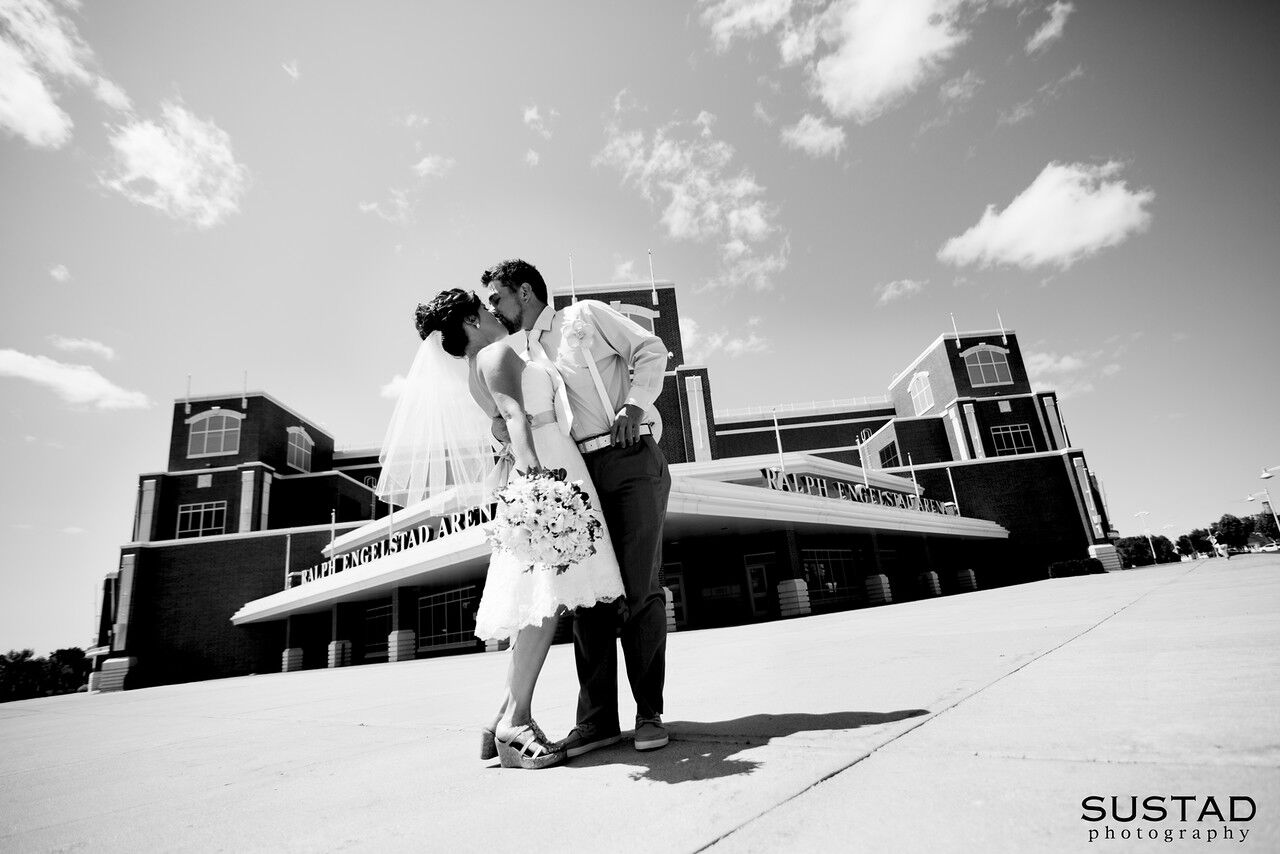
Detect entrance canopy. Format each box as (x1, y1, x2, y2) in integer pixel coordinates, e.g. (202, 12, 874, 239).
(231, 453, 1006, 625)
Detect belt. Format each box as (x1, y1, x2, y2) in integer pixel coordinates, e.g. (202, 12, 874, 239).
(576, 423, 652, 454)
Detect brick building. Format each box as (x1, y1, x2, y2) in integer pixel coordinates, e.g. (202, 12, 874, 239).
(87, 281, 1118, 691)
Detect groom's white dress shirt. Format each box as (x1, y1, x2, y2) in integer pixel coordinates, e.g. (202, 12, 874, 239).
(527, 301, 668, 443)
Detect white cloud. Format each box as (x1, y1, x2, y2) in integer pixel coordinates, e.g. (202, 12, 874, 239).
(1026, 1, 1074, 55)
(595, 100, 788, 291)
(281, 60, 300, 81)
(998, 64, 1083, 126)
(358, 188, 415, 227)
(679, 316, 771, 364)
(780, 113, 845, 158)
(939, 69, 982, 106)
(1025, 351, 1086, 375)
(918, 70, 984, 135)
(401, 112, 430, 128)
(1025, 347, 1123, 399)
(411, 154, 455, 178)
(0, 0, 131, 147)
(700, 0, 794, 52)
(524, 148, 540, 167)
(752, 101, 775, 125)
(0, 35, 72, 147)
(523, 104, 558, 140)
(48, 335, 115, 360)
(48, 263, 69, 282)
(612, 258, 637, 281)
(94, 76, 129, 110)
(380, 374, 406, 399)
(102, 101, 249, 229)
(0, 349, 150, 410)
(938, 160, 1154, 271)
(812, 0, 970, 124)
(874, 278, 926, 305)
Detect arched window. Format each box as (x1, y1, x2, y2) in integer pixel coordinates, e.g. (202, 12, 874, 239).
(287, 427, 313, 472)
(186, 409, 243, 458)
(961, 344, 1013, 387)
(609, 302, 658, 333)
(908, 372, 934, 415)
(363, 476, 377, 490)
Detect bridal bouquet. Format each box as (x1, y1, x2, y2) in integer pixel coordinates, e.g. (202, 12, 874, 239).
(485, 468, 603, 574)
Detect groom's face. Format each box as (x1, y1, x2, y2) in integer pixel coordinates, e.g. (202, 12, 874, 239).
(485, 282, 523, 334)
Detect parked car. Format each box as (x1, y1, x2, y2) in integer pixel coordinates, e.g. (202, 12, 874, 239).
(1261, 543, 1280, 553)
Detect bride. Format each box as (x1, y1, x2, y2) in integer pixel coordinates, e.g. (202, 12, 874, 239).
(377, 287, 624, 770)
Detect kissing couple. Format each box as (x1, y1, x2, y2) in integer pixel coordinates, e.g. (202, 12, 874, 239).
(376, 259, 672, 769)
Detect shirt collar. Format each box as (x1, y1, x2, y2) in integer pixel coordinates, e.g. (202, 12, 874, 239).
(530, 304, 556, 336)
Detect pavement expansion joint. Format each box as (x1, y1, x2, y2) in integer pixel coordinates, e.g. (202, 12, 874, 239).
(694, 565, 1204, 852)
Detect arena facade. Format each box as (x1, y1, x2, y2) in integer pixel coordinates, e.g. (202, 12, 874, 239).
(87, 281, 1119, 691)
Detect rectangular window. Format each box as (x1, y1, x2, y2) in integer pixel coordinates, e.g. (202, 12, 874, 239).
(990, 423, 1036, 456)
(287, 431, 312, 472)
(176, 501, 227, 538)
(417, 586, 478, 651)
(685, 375, 710, 462)
(878, 441, 901, 468)
(364, 603, 393, 659)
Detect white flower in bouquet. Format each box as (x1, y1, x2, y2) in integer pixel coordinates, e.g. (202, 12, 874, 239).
(486, 468, 604, 574)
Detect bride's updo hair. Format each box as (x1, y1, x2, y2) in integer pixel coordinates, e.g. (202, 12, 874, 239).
(414, 288, 483, 357)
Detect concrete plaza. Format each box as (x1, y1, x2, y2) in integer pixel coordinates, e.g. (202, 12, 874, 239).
(2, 556, 1277, 853)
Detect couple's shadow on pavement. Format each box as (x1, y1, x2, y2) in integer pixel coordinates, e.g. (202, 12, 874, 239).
(567, 709, 930, 784)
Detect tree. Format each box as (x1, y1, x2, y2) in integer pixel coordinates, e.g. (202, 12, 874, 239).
(0, 647, 91, 703)
(1187, 528, 1213, 556)
(1212, 514, 1253, 550)
(1252, 508, 1280, 542)
(1150, 535, 1180, 563)
(1116, 536, 1156, 568)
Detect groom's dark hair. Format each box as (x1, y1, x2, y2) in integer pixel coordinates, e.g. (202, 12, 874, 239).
(481, 259, 547, 304)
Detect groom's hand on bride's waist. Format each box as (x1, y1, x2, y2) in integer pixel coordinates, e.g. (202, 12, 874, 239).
(611, 404, 647, 448)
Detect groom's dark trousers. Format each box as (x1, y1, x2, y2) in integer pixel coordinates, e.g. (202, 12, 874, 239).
(576, 435, 671, 731)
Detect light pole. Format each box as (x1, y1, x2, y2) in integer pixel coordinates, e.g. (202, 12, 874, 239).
(1256, 465, 1280, 541)
(1134, 510, 1157, 563)
(1246, 488, 1280, 544)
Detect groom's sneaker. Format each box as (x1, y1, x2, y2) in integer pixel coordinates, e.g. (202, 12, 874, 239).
(633, 716, 669, 751)
(557, 725, 622, 759)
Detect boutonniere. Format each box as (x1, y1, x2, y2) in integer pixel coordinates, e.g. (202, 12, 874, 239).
(561, 316, 595, 366)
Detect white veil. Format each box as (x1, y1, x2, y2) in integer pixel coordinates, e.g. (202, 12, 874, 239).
(375, 331, 500, 513)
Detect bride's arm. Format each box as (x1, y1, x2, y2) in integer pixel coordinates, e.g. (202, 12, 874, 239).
(477, 344, 542, 474)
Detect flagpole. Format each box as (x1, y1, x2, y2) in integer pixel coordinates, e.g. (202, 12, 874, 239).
(647, 249, 659, 306)
(568, 253, 577, 303)
(772, 408, 786, 478)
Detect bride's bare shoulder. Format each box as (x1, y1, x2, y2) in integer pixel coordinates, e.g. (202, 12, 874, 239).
(476, 340, 522, 376)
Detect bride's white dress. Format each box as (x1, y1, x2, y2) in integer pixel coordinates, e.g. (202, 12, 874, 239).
(473, 358, 625, 641)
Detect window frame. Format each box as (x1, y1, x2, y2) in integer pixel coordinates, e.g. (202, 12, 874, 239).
(186, 409, 244, 459)
(176, 500, 227, 538)
(286, 426, 313, 473)
(908, 371, 934, 416)
(990, 423, 1036, 456)
(960, 344, 1014, 388)
(878, 441, 901, 469)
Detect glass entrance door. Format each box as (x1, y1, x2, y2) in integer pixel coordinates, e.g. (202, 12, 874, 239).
(743, 554, 773, 617)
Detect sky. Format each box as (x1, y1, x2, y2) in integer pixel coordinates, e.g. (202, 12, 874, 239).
(2, 0, 1278, 655)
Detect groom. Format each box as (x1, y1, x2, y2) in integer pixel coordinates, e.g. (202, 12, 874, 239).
(481, 258, 672, 755)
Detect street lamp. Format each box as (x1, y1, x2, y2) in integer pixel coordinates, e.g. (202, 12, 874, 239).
(1260, 465, 1280, 480)
(1246, 488, 1280, 543)
(1134, 510, 1157, 563)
